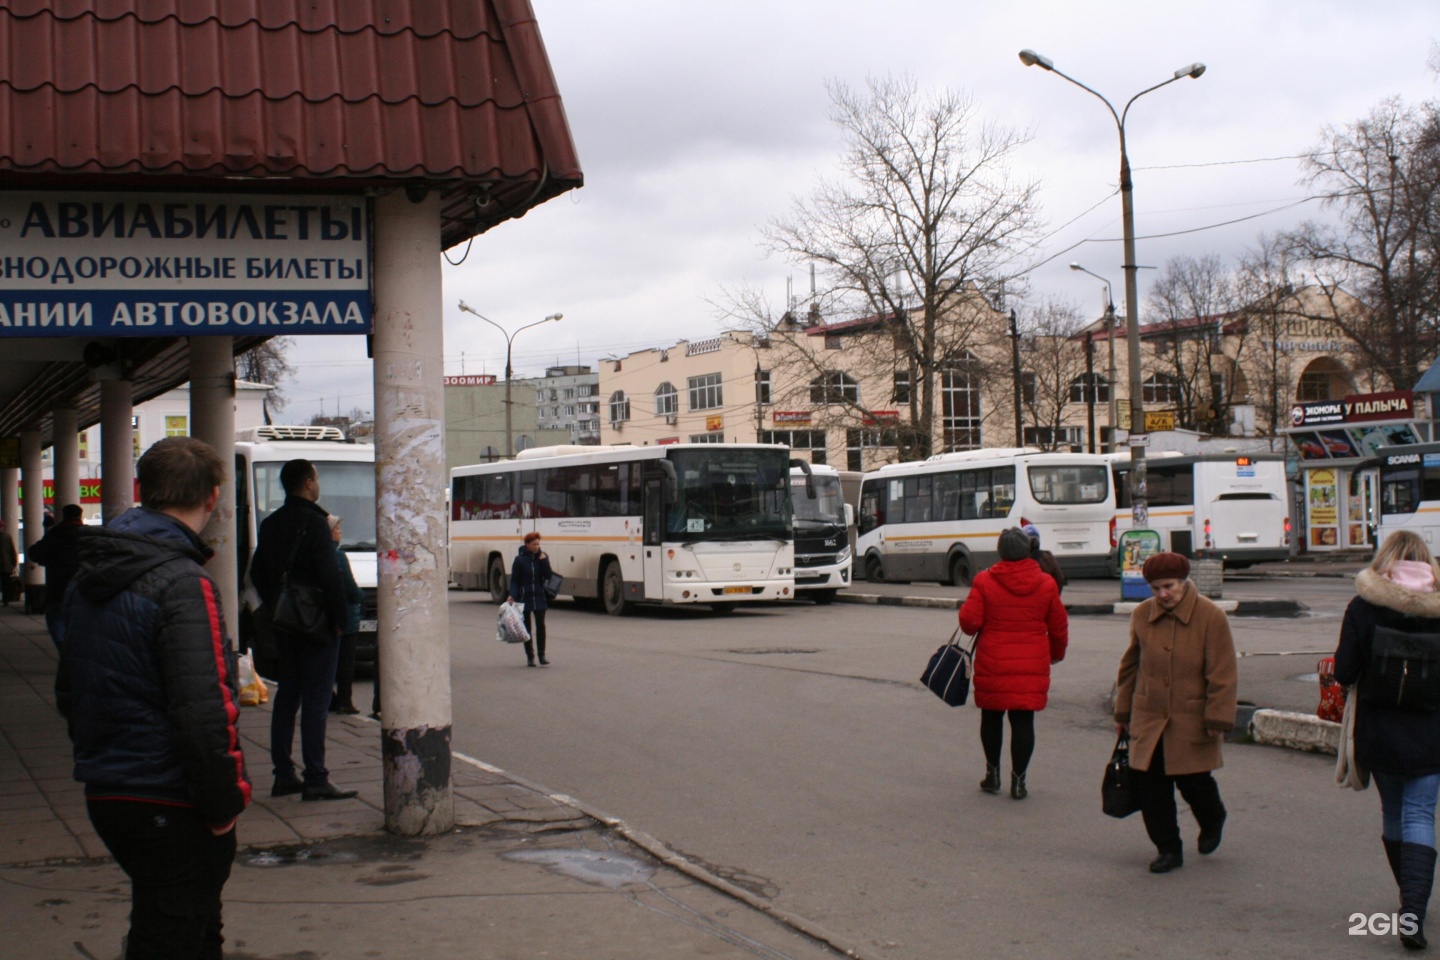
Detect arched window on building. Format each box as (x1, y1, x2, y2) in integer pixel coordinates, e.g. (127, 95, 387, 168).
(1142, 372, 1183, 405)
(809, 371, 861, 405)
(609, 390, 630, 425)
(1295, 357, 1355, 402)
(941, 356, 982, 451)
(654, 382, 677, 416)
(1069, 373, 1110, 404)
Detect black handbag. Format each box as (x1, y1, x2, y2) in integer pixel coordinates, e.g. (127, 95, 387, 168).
(1360, 625, 1440, 713)
(544, 572, 564, 601)
(920, 627, 975, 707)
(270, 530, 332, 646)
(1102, 732, 1142, 819)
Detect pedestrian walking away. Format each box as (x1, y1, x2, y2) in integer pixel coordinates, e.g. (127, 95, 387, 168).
(29, 502, 84, 648)
(1114, 551, 1237, 875)
(327, 514, 364, 716)
(959, 527, 1068, 800)
(1333, 530, 1440, 950)
(509, 531, 555, 667)
(249, 458, 356, 802)
(55, 437, 251, 957)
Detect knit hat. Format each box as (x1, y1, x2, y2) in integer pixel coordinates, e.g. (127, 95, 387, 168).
(1142, 552, 1190, 583)
(1021, 523, 1040, 546)
(997, 527, 1032, 562)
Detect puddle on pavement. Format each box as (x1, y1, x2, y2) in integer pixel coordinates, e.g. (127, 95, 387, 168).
(725, 647, 821, 655)
(241, 846, 361, 868)
(503, 848, 654, 888)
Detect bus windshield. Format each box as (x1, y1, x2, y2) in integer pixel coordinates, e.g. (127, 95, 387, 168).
(667, 449, 792, 541)
(253, 459, 377, 550)
(793, 474, 846, 527)
(1027, 464, 1109, 505)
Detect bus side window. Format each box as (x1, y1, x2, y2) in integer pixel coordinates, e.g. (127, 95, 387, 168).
(990, 466, 1015, 517)
(960, 470, 979, 520)
(934, 471, 960, 522)
(905, 477, 933, 523)
(1424, 463, 1440, 503)
(859, 482, 884, 534)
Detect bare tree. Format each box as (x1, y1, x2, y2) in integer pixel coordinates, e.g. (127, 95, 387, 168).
(235, 337, 295, 415)
(1018, 299, 1089, 450)
(762, 74, 1041, 458)
(1144, 255, 1243, 431)
(1234, 235, 1301, 442)
(1285, 97, 1440, 389)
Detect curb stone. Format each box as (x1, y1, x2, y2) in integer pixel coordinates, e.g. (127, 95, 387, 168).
(1249, 708, 1340, 755)
(833, 592, 1307, 618)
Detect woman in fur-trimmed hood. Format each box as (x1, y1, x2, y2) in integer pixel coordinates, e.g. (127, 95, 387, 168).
(1334, 530, 1440, 950)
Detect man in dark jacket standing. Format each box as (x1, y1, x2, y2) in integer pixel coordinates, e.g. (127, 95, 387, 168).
(249, 458, 355, 801)
(56, 437, 251, 958)
(30, 502, 85, 647)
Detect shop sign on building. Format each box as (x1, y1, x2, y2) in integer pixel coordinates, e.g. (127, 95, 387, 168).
(0, 192, 372, 336)
(444, 375, 498, 386)
(705, 414, 724, 432)
(773, 411, 812, 424)
(1290, 390, 1413, 428)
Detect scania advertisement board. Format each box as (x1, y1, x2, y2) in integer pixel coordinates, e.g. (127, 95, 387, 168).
(0, 192, 371, 336)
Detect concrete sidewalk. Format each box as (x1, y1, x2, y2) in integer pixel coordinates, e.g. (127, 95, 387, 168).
(0, 610, 852, 960)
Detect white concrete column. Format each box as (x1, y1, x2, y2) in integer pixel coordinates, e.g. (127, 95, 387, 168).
(372, 188, 453, 835)
(2, 466, 18, 573)
(189, 337, 239, 636)
(51, 406, 80, 515)
(100, 379, 135, 524)
(20, 430, 43, 592)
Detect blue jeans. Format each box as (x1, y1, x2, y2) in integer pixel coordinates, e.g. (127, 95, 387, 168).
(269, 635, 340, 785)
(1375, 771, 1440, 847)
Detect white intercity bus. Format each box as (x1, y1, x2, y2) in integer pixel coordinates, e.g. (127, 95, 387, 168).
(450, 443, 797, 614)
(855, 448, 1114, 585)
(789, 463, 853, 603)
(1107, 451, 1290, 568)
(1378, 443, 1440, 550)
(234, 425, 377, 676)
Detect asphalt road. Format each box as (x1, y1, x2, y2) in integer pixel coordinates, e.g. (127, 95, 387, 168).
(443, 579, 1383, 960)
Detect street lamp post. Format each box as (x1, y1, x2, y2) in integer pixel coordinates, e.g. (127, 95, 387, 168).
(457, 302, 563, 458)
(1020, 49, 1205, 527)
(1069, 263, 1119, 453)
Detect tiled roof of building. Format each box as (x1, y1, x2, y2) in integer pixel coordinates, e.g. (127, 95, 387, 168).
(0, 0, 582, 247)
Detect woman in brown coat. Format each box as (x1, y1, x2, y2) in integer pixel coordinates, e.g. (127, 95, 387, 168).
(1114, 552, 1238, 874)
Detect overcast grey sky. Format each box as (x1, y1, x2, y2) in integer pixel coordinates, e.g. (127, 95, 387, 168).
(278, 0, 1439, 423)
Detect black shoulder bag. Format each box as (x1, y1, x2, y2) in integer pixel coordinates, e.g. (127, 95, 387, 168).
(271, 528, 333, 647)
(1359, 625, 1440, 713)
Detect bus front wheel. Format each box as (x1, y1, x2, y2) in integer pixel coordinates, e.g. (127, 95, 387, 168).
(488, 557, 508, 604)
(949, 554, 973, 588)
(865, 555, 885, 582)
(601, 561, 628, 616)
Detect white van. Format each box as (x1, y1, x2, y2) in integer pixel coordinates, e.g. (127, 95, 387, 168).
(234, 426, 376, 675)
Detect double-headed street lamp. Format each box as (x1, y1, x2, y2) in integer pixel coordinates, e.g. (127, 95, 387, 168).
(1069, 263, 1119, 453)
(457, 302, 563, 459)
(1019, 49, 1205, 526)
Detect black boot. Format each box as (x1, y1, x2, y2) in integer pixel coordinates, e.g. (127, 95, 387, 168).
(1399, 842, 1437, 950)
(1386, 837, 1405, 885)
(523, 641, 536, 667)
(1011, 771, 1028, 800)
(980, 764, 1001, 794)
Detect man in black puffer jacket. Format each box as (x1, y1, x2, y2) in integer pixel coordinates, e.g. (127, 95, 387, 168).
(56, 437, 251, 958)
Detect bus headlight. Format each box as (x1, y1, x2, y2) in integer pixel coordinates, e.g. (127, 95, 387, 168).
(835, 546, 851, 564)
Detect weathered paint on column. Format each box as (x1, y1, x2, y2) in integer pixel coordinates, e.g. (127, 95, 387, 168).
(2, 467, 18, 569)
(51, 407, 80, 513)
(99, 379, 135, 524)
(20, 430, 42, 588)
(188, 338, 240, 635)
(372, 189, 453, 836)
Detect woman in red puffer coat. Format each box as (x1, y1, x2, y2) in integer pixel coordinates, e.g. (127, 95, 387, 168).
(959, 527, 1069, 800)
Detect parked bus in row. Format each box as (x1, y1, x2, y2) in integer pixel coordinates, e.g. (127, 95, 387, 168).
(450, 443, 799, 614)
(789, 463, 853, 603)
(855, 448, 1114, 586)
(235, 425, 378, 677)
(1107, 451, 1290, 569)
(1377, 443, 1440, 549)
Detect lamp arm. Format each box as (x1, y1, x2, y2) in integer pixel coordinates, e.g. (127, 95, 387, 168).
(1119, 74, 1182, 129)
(1049, 66, 1121, 131)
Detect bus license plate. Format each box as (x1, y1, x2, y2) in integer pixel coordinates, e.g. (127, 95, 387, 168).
(359, 619, 378, 632)
(723, 586, 751, 595)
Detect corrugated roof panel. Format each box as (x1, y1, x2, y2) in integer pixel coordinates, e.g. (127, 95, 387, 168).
(0, 0, 582, 246)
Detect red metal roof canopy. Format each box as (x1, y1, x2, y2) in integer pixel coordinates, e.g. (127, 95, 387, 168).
(0, 0, 583, 248)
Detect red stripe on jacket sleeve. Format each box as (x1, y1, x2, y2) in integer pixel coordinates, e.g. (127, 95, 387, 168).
(202, 578, 252, 809)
